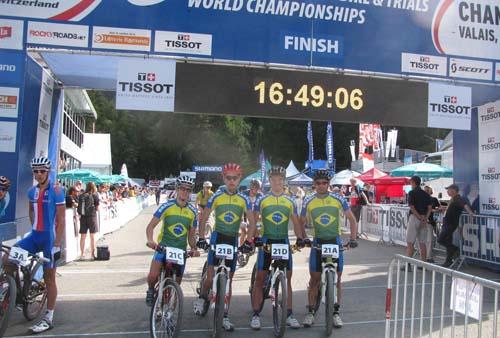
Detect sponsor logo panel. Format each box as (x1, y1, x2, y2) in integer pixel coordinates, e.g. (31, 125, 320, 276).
(154, 31, 212, 56)
(0, 87, 20, 118)
(401, 53, 447, 76)
(0, 50, 24, 85)
(0, 121, 17, 153)
(478, 101, 500, 124)
(0, 19, 24, 50)
(27, 21, 89, 48)
(427, 83, 471, 130)
(449, 58, 493, 81)
(93, 26, 151, 51)
(115, 58, 176, 112)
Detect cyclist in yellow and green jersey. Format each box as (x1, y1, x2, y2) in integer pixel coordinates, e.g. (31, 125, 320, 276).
(247, 166, 306, 330)
(145, 175, 199, 306)
(300, 169, 358, 329)
(196, 181, 214, 225)
(194, 163, 256, 331)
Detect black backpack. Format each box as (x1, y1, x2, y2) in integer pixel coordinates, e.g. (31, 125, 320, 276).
(78, 193, 95, 216)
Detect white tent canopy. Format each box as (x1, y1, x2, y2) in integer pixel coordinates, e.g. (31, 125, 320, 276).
(288, 173, 313, 186)
(286, 160, 300, 178)
(330, 169, 362, 186)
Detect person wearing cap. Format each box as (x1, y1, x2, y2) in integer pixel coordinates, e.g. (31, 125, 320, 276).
(406, 176, 432, 264)
(196, 181, 214, 227)
(438, 184, 474, 267)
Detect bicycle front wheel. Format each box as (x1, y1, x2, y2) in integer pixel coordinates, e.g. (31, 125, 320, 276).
(0, 273, 16, 337)
(212, 273, 226, 338)
(272, 272, 287, 338)
(325, 270, 336, 337)
(22, 276, 48, 320)
(150, 279, 184, 338)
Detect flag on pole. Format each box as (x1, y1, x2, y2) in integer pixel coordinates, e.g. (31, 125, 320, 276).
(307, 121, 314, 163)
(259, 150, 266, 183)
(326, 121, 334, 169)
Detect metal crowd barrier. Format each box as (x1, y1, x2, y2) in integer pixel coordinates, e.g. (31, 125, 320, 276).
(459, 214, 500, 270)
(385, 254, 499, 338)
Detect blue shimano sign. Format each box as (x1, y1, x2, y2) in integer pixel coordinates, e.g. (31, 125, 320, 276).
(1, 0, 499, 83)
(0, 51, 24, 86)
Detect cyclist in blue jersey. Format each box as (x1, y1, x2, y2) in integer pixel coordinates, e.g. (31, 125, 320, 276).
(15, 157, 65, 333)
(0, 176, 11, 219)
(239, 178, 263, 246)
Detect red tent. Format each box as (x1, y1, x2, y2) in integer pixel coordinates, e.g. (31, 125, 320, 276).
(372, 176, 411, 203)
(357, 168, 388, 183)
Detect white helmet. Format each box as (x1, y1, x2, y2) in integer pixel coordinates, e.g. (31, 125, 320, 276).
(176, 175, 194, 189)
(203, 181, 212, 188)
(31, 156, 51, 170)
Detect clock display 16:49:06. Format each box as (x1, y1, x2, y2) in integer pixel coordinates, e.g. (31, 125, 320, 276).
(254, 81, 364, 110)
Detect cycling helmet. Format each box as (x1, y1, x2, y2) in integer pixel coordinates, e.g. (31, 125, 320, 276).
(0, 176, 11, 190)
(176, 175, 195, 189)
(30, 156, 51, 170)
(249, 178, 261, 189)
(313, 169, 331, 181)
(203, 181, 212, 188)
(222, 163, 242, 176)
(268, 165, 286, 177)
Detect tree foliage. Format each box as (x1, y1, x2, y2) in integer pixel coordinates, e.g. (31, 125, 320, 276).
(87, 91, 446, 179)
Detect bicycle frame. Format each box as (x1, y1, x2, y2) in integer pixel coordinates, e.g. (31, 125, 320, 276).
(319, 259, 337, 305)
(209, 244, 236, 311)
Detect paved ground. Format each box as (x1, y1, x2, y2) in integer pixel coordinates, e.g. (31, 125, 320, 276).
(5, 206, 499, 337)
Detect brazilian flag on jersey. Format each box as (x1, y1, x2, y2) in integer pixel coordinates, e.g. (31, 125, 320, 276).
(301, 193, 350, 239)
(154, 200, 198, 250)
(207, 190, 251, 236)
(254, 193, 297, 240)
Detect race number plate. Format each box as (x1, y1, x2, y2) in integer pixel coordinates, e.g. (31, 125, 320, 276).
(271, 244, 289, 260)
(165, 247, 184, 265)
(321, 244, 340, 258)
(215, 244, 233, 260)
(8, 247, 29, 266)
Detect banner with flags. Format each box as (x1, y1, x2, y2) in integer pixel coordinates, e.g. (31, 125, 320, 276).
(259, 150, 266, 184)
(307, 121, 314, 163)
(326, 121, 334, 170)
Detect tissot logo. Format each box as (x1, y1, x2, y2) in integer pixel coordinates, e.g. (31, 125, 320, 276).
(489, 198, 496, 204)
(481, 168, 500, 181)
(178, 34, 190, 41)
(0, 26, 12, 39)
(444, 96, 457, 104)
(488, 107, 495, 113)
(420, 56, 430, 63)
(488, 137, 495, 143)
(137, 73, 156, 81)
(480, 108, 500, 122)
(154, 31, 212, 56)
(481, 137, 500, 151)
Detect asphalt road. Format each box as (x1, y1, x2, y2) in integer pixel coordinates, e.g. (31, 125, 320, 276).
(5, 206, 499, 338)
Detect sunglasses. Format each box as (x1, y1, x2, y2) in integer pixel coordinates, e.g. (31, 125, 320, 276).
(178, 186, 192, 192)
(224, 175, 240, 181)
(32, 170, 48, 174)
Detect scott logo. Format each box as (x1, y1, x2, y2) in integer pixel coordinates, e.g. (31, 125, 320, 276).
(444, 96, 457, 104)
(0, 26, 12, 39)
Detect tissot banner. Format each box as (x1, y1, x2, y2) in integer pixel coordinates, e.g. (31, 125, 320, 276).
(478, 100, 500, 216)
(428, 82, 472, 130)
(115, 58, 176, 112)
(1, 0, 499, 83)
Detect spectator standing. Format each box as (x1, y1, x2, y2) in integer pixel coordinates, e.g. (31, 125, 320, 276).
(77, 182, 100, 260)
(406, 176, 432, 265)
(74, 180, 83, 194)
(348, 178, 368, 223)
(438, 184, 474, 267)
(363, 183, 374, 204)
(65, 187, 78, 208)
(155, 188, 161, 205)
(424, 185, 440, 263)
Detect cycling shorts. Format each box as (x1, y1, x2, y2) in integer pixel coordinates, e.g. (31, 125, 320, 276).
(256, 237, 293, 271)
(16, 230, 55, 269)
(207, 231, 238, 273)
(309, 237, 344, 273)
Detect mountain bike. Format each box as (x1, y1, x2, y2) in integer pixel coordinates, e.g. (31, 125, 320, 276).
(308, 241, 349, 336)
(249, 241, 298, 338)
(196, 243, 236, 338)
(0, 244, 49, 337)
(150, 245, 190, 338)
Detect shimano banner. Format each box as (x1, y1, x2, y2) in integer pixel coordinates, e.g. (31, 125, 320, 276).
(1, 0, 499, 83)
